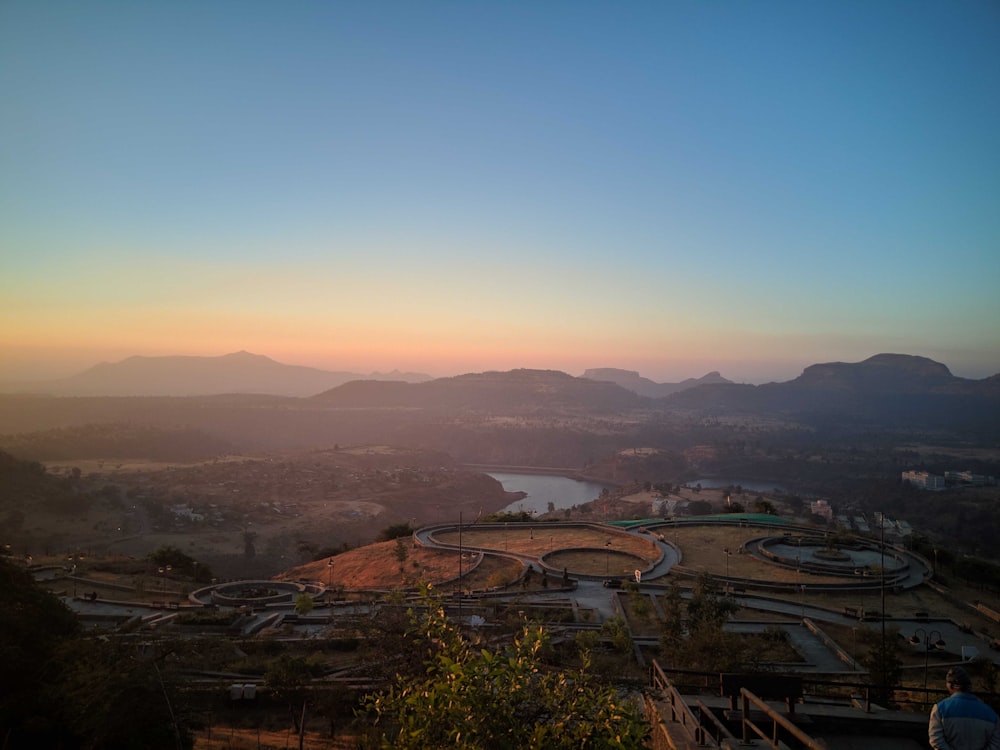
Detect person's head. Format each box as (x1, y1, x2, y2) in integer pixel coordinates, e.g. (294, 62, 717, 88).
(946, 666, 972, 693)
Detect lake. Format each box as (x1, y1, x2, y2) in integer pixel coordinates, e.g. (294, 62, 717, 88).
(489, 472, 609, 515)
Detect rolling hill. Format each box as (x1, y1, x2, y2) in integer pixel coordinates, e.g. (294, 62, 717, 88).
(2, 351, 432, 397)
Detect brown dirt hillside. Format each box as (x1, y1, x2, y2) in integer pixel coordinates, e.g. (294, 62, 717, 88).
(275, 540, 463, 589)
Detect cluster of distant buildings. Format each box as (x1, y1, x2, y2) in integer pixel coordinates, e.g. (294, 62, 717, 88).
(901, 469, 996, 491)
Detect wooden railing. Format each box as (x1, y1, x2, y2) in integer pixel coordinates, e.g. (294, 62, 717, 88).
(737, 687, 826, 750)
(649, 661, 719, 748)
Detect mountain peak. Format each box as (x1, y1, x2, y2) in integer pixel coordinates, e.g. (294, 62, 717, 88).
(795, 353, 956, 391)
(582, 367, 732, 398)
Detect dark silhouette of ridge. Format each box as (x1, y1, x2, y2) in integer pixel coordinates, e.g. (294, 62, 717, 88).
(664, 354, 1000, 433)
(312, 369, 645, 412)
(582, 367, 732, 398)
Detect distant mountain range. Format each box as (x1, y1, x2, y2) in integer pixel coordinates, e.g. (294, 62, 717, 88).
(581, 368, 733, 398)
(1, 353, 999, 462)
(1, 353, 997, 433)
(312, 369, 644, 412)
(661, 354, 1000, 432)
(1, 351, 433, 397)
(309, 354, 999, 421)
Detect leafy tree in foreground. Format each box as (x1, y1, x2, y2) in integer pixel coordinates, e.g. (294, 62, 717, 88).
(0, 557, 193, 749)
(361, 586, 648, 749)
(0, 557, 80, 746)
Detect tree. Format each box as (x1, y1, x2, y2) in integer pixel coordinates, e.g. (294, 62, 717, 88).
(752, 497, 776, 514)
(362, 586, 648, 749)
(0, 557, 80, 747)
(149, 545, 212, 582)
(393, 537, 409, 574)
(266, 654, 318, 742)
(659, 574, 755, 673)
(378, 523, 414, 541)
(859, 625, 903, 708)
(688, 499, 713, 516)
(600, 615, 634, 655)
(0, 557, 193, 749)
(242, 527, 257, 558)
(54, 637, 193, 749)
(295, 593, 315, 616)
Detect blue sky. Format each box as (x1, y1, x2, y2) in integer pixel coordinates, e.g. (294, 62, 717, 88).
(1, 1, 998, 383)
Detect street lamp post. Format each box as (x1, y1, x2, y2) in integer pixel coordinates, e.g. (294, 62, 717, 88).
(327, 558, 335, 623)
(723, 548, 731, 593)
(851, 627, 858, 671)
(158, 565, 172, 594)
(909, 628, 946, 705)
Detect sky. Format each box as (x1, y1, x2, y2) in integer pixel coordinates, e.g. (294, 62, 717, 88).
(2, 1, 999, 385)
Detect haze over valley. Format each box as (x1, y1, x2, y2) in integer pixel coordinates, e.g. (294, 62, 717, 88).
(2, 350, 998, 578)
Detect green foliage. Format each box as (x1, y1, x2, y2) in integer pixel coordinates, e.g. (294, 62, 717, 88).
(295, 593, 315, 615)
(0, 449, 92, 515)
(1, 557, 194, 749)
(378, 523, 414, 541)
(629, 594, 652, 620)
(148, 545, 212, 582)
(753, 497, 776, 514)
(481, 510, 535, 522)
(393, 537, 409, 572)
(575, 629, 600, 658)
(688, 499, 713, 516)
(54, 638, 193, 749)
(265, 653, 328, 734)
(953, 556, 1000, 591)
(600, 616, 634, 654)
(659, 574, 758, 673)
(0, 557, 81, 746)
(362, 586, 648, 749)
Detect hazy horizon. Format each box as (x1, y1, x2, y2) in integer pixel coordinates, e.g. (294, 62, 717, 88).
(2, 3, 998, 387)
(2, 348, 997, 390)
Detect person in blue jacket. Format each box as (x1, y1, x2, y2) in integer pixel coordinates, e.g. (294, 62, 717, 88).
(929, 666, 1000, 750)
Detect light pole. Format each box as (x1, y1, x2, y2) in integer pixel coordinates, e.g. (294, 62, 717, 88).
(327, 558, 335, 622)
(723, 548, 731, 593)
(67, 554, 78, 597)
(851, 627, 858, 671)
(909, 628, 946, 705)
(158, 565, 172, 594)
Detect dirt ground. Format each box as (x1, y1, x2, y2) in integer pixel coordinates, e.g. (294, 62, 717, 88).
(430, 525, 659, 561)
